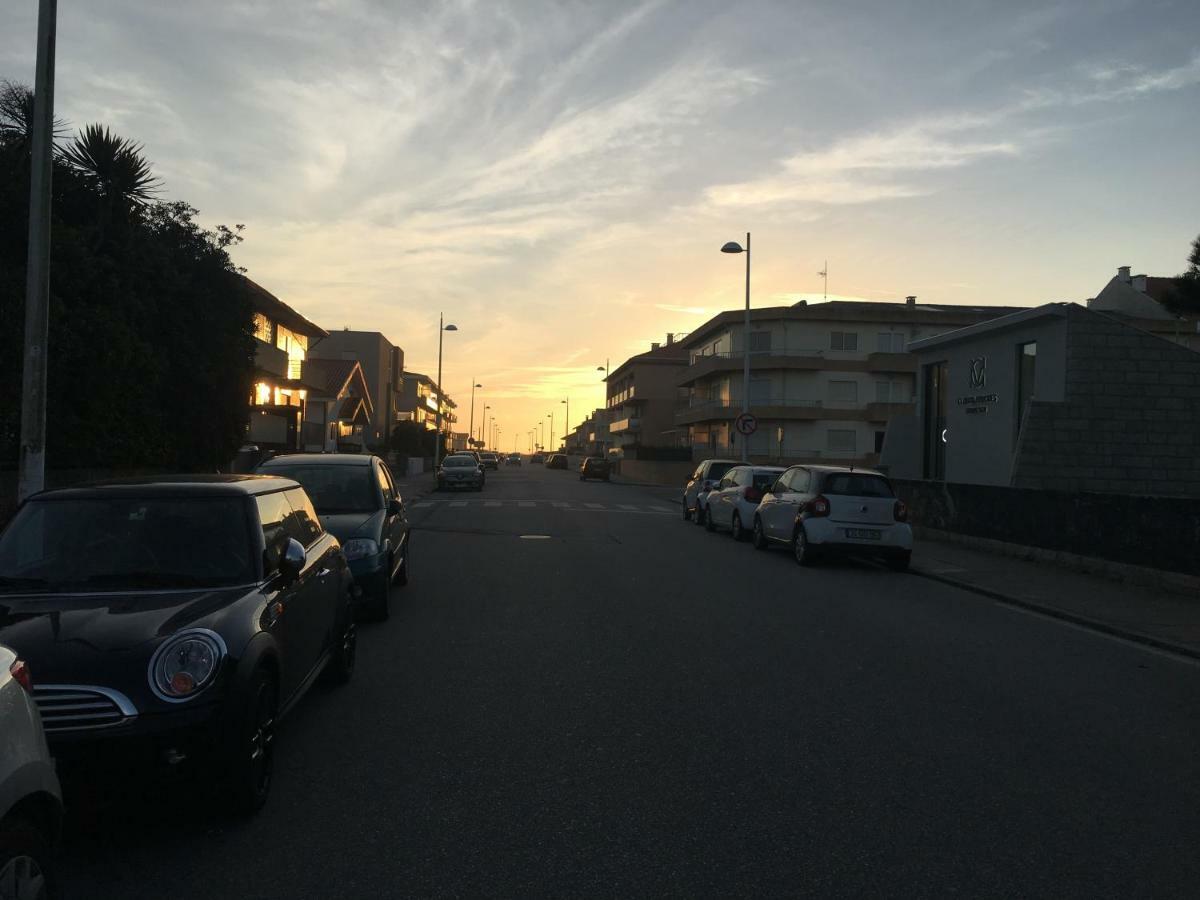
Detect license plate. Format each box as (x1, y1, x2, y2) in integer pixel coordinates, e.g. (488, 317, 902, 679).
(844, 528, 881, 540)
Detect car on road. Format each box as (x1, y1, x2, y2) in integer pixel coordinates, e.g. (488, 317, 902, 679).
(0, 644, 63, 900)
(0, 475, 358, 815)
(506, 453, 522, 466)
(683, 458, 738, 524)
(546, 454, 569, 470)
(479, 452, 500, 471)
(579, 457, 610, 481)
(530, 454, 545, 464)
(437, 455, 485, 491)
(255, 454, 410, 621)
(752, 466, 913, 569)
(452, 450, 482, 464)
(704, 465, 786, 541)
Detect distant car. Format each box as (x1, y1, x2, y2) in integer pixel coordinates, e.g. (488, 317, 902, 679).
(0, 476, 358, 815)
(545, 454, 568, 470)
(579, 457, 610, 481)
(685, 458, 739, 525)
(705, 465, 786, 541)
(256, 454, 410, 621)
(506, 453, 522, 466)
(479, 453, 500, 471)
(437, 455, 485, 490)
(753, 466, 913, 569)
(530, 454, 545, 464)
(0, 644, 62, 900)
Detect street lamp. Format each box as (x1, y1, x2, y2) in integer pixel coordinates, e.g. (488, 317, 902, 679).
(468, 381, 482, 448)
(433, 314, 458, 472)
(721, 233, 751, 462)
(597, 361, 609, 456)
(547, 412, 554, 451)
(484, 405, 491, 451)
(561, 398, 569, 453)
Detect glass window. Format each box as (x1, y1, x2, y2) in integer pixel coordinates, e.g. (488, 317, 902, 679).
(256, 491, 294, 572)
(876, 333, 904, 353)
(828, 380, 858, 402)
(285, 489, 323, 547)
(259, 463, 379, 514)
(827, 429, 857, 452)
(375, 464, 394, 500)
(252, 312, 273, 343)
(821, 473, 894, 497)
(750, 378, 771, 403)
(830, 331, 859, 351)
(1017, 342, 1037, 437)
(752, 471, 780, 490)
(791, 469, 810, 492)
(707, 461, 735, 480)
(748, 331, 772, 352)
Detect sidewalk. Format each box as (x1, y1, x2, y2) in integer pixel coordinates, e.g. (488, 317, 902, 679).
(911, 540, 1200, 659)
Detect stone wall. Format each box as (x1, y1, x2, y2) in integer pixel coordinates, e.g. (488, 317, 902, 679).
(1012, 306, 1200, 497)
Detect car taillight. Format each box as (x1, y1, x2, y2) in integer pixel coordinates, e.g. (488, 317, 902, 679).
(894, 499, 908, 522)
(9, 658, 32, 693)
(743, 487, 762, 503)
(805, 495, 830, 517)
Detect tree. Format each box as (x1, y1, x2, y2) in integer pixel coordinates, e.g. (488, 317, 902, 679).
(1162, 232, 1200, 316)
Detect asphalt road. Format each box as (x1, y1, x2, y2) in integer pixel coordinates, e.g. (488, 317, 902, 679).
(58, 463, 1200, 898)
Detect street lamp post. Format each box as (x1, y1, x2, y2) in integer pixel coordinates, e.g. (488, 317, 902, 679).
(596, 361, 609, 457)
(547, 412, 554, 451)
(561, 398, 568, 453)
(721, 233, 751, 462)
(433, 313, 458, 473)
(468, 381, 482, 448)
(483, 406, 491, 450)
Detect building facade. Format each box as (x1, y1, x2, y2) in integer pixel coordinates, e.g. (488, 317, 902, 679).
(246, 277, 328, 452)
(307, 330, 404, 450)
(395, 372, 456, 435)
(605, 336, 689, 454)
(674, 299, 1028, 466)
(299, 358, 374, 452)
(1086, 264, 1198, 351)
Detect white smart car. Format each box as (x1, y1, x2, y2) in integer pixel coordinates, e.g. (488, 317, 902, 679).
(704, 465, 786, 541)
(0, 643, 62, 900)
(752, 466, 913, 569)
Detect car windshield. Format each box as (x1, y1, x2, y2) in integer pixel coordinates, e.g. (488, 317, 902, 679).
(443, 457, 474, 468)
(0, 497, 254, 591)
(260, 464, 378, 514)
(821, 474, 894, 497)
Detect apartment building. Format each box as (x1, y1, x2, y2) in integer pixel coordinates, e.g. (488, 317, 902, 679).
(307, 330, 404, 450)
(605, 336, 689, 453)
(565, 408, 614, 456)
(395, 372, 457, 434)
(675, 298, 1028, 466)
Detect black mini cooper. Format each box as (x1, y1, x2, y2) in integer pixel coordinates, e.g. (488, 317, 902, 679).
(0, 475, 357, 815)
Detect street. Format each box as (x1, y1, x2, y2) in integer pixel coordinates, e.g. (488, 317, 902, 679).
(58, 464, 1200, 898)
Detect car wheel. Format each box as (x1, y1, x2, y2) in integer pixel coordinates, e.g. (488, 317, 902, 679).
(793, 525, 818, 567)
(731, 513, 745, 541)
(325, 619, 357, 685)
(682, 500, 691, 521)
(705, 507, 717, 532)
(887, 551, 911, 572)
(225, 668, 278, 817)
(752, 517, 768, 551)
(0, 814, 54, 900)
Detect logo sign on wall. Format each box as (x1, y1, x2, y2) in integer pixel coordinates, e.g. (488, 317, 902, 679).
(968, 357, 987, 389)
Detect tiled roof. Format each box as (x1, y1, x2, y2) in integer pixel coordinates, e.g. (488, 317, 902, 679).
(302, 358, 359, 396)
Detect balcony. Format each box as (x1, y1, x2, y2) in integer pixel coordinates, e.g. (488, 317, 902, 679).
(253, 339, 289, 378)
(609, 416, 641, 434)
(675, 398, 914, 425)
(678, 350, 916, 386)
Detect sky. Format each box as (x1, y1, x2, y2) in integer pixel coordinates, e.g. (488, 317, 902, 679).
(3, 0, 1199, 449)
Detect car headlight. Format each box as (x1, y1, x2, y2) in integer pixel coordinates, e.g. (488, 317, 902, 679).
(149, 629, 226, 702)
(342, 538, 379, 561)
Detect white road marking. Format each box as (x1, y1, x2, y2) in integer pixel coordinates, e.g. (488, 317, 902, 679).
(449, 501, 467, 508)
(413, 502, 433, 508)
(551, 501, 570, 508)
(618, 504, 639, 510)
(584, 503, 604, 509)
(518, 501, 536, 508)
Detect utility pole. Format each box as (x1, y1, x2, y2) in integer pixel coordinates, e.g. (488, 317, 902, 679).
(17, 0, 58, 502)
(818, 260, 828, 301)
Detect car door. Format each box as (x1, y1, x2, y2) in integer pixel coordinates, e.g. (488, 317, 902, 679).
(762, 468, 806, 540)
(283, 488, 341, 683)
(712, 471, 739, 526)
(376, 460, 408, 574)
(255, 491, 316, 701)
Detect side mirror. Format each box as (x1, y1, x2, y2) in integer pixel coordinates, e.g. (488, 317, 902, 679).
(387, 498, 403, 516)
(279, 537, 306, 583)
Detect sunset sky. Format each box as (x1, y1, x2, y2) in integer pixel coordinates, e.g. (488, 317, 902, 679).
(4, 0, 1199, 448)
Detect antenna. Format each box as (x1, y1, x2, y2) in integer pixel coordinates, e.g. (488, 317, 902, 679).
(817, 260, 828, 301)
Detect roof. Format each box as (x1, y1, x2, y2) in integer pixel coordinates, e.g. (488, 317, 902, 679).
(243, 277, 328, 340)
(301, 360, 374, 416)
(259, 453, 374, 468)
(33, 474, 299, 499)
(908, 303, 1072, 351)
(608, 341, 689, 381)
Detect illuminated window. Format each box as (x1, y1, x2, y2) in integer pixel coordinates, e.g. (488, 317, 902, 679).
(252, 312, 273, 343)
(254, 382, 272, 405)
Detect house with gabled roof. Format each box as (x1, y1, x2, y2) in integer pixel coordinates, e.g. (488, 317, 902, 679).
(300, 358, 374, 452)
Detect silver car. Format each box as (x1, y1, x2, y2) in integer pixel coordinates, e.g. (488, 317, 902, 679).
(0, 643, 62, 900)
(437, 455, 485, 491)
(683, 458, 739, 525)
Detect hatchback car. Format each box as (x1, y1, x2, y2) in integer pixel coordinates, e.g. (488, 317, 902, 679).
(0, 644, 62, 900)
(479, 453, 500, 471)
(579, 457, 610, 481)
(0, 476, 357, 816)
(683, 458, 739, 524)
(451, 450, 482, 465)
(437, 455, 485, 490)
(506, 453, 522, 466)
(256, 454, 410, 621)
(705, 465, 786, 541)
(752, 466, 913, 569)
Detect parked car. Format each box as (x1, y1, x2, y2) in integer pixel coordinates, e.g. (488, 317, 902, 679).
(684, 458, 739, 524)
(506, 453, 522, 466)
(452, 450, 482, 464)
(0, 644, 62, 900)
(579, 457, 610, 481)
(752, 466, 913, 569)
(255, 454, 410, 621)
(705, 465, 786, 541)
(437, 455, 485, 490)
(546, 454, 569, 470)
(530, 454, 545, 464)
(0, 475, 358, 815)
(479, 452, 500, 471)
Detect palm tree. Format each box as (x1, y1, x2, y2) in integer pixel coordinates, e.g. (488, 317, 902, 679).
(0, 80, 67, 150)
(60, 124, 160, 242)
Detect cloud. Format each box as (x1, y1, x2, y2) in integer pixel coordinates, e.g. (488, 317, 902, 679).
(654, 304, 710, 315)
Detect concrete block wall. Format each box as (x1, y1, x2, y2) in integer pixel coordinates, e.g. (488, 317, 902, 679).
(1012, 307, 1200, 497)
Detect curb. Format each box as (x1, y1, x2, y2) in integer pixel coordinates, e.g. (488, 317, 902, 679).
(911, 567, 1200, 662)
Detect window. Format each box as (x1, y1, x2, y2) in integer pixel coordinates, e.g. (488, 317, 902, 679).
(1017, 342, 1037, 437)
(875, 381, 905, 402)
(252, 312, 273, 343)
(827, 429, 856, 452)
(875, 431, 886, 453)
(379, 462, 398, 501)
(707, 461, 735, 481)
(876, 332, 904, 353)
(750, 378, 771, 403)
(376, 464, 394, 501)
(285, 489, 323, 546)
(778, 468, 809, 493)
(830, 331, 858, 351)
(828, 380, 858, 402)
(923, 361, 948, 480)
(821, 473, 894, 497)
(748, 331, 772, 352)
(256, 491, 294, 572)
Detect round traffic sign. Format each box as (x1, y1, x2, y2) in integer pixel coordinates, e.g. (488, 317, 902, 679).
(734, 413, 758, 436)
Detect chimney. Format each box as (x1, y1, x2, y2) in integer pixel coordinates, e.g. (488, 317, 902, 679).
(1117, 266, 1131, 282)
(666, 333, 674, 345)
(1132, 274, 1147, 293)
(651, 342, 661, 351)
(905, 295, 916, 307)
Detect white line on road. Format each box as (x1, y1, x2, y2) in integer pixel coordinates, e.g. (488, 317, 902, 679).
(518, 501, 536, 508)
(618, 504, 639, 510)
(584, 503, 604, 509)
(449, 501, 467, 508)
(413, 502, 433, 508)
(551, 501, 570, 508)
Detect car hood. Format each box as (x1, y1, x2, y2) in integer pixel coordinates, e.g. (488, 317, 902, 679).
(319, 510, 383, 543)
(0, 586, 251, 684)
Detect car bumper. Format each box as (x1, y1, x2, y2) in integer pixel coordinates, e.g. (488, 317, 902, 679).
(439, 477, 482, 488)
(48, 698, 230, 769)
(804, 519, 913, 552)
(349, 552, 389, 599)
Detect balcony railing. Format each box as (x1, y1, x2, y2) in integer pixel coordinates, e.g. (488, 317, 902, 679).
(609, 416, 641, 434)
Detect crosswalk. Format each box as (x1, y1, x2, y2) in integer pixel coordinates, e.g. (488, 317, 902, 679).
(410, 496, 675, 514)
